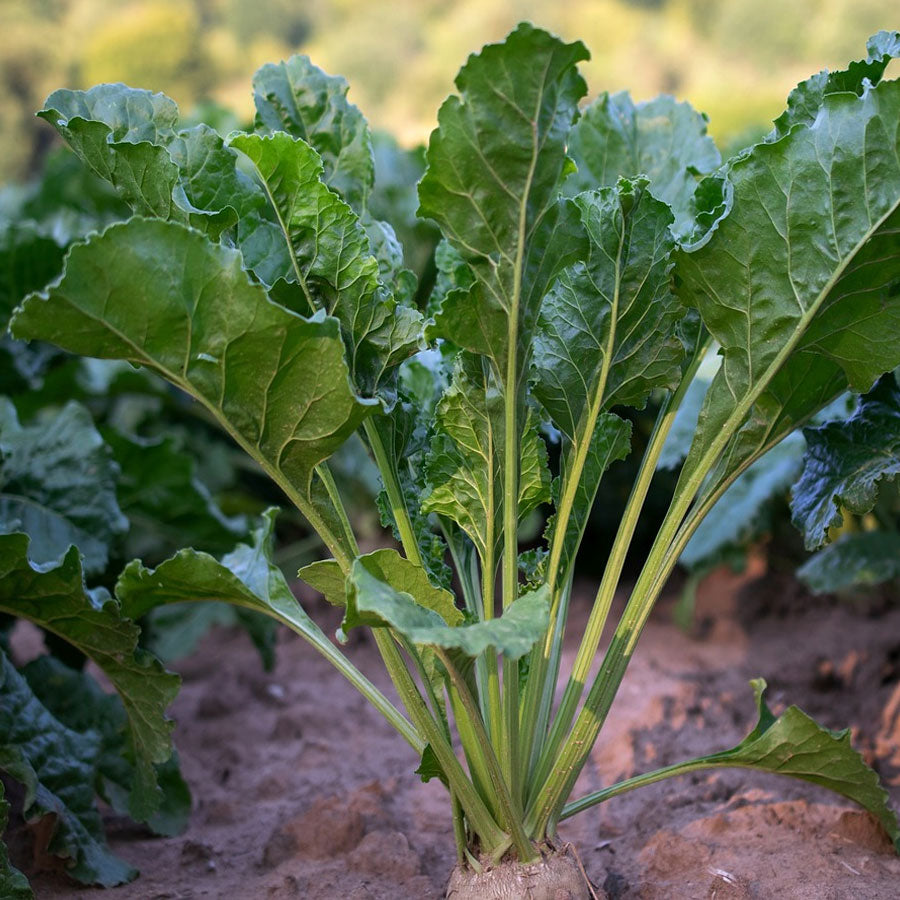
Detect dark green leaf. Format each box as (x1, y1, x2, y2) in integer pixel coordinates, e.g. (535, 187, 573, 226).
(0, 223, 66, 325)
(10, 219, 376, 562)
(0, 534, 178, 822)
(0, 650, 136, 887)
(0, 400, 127, 575)
(792, 376, 900, 549)
(20, 655, 190, 837)
(0, 780, 33, 899)
(105, 429, 245, 561)
(797, 531, 900, 593)
(567, 92, 720, 236)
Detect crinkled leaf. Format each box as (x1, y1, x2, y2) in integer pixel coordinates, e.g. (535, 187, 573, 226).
(681, 433, 805, 569)
(0, 400, 127, 575)
(419, 24, 589, 385)
(534, 179, 681, 582)
(252, 55, 374, 211)
(422, 355, 550, 561)
(675, 78, 900, 504)
(692, 679, 900, 850)
(0, 781, 33, 899)
(229, 132, 423, 398)
(797, 531, 900, 593)
(105, 429, 245, 561)
(344, 561, 548, 660)
(37, 86, 262, 240)
(791, 376, 900, 549)
(20, 655, 189, 837)
(772, 31, 900, 139)
(0, 650, 136, 887)
(0, 534, 178, 822)
(10, 219, 376, 562)
(567, 92, 720, 236)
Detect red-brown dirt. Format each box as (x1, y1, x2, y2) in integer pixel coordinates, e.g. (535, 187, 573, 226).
(11, 565, 900, 898)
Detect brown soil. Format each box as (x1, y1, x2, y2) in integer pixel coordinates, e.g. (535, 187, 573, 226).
(10, 563, 900, 899)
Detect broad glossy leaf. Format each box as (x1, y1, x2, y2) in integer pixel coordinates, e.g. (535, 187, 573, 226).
(421, 354, 550, 561)
(419, 24, 589, 383)
(0, 780, 32, 899)
(792, 376, 900, 549)
(567, 92, 720, 235)
(21, 655, 190, 837)
(0, 650, 135, 887)
(690, 679, 899, 849)
(10, 219, 376, 558)
(0, 400, 127, 575)
(680, 434, 804, 569)
(0, 534, 178, 822)
(344, 562, 549, 660)
(252, 55, 374, 211)
(797, 531, 900, 593)
(229, 132, 423, 398)
(675, 79, 900, 500)
(772, 31, 900, 139)
(105, 429, 244, 561)
(534, 180, 682, 581)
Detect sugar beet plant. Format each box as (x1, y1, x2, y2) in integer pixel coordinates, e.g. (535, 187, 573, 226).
(4, 23, 900, 897)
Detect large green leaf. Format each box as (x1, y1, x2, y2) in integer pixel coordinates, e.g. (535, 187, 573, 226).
(252, 54, 375, 212)
(418, 24, 589, 384)
(0, 780, 32, 899)
(0, 534, 178, 822)
(0, 400, 127, 575)
(20, 655, 190, 838)
(10, 219, 376, 560)
(0, 650, 136, 887)
(37, 86, 263, 240)
(343, 562, 549, 661)
(797, 531, 900, 593)
(675, 78, 900, 503)
(228, 132, 423, 399)
(534, 179, 682, 582)
(421, 354, 550, 562)
(567, 92, 720, 236)
(772, 30, 900, 138)
(0, 223, 66, 325)
(791, 376, 900, 549)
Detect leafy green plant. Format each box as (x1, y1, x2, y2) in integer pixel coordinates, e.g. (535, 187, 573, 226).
(5, 23, 900, 897)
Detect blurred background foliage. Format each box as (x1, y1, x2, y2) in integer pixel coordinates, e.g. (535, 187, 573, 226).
(1, 0, 896, 182)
